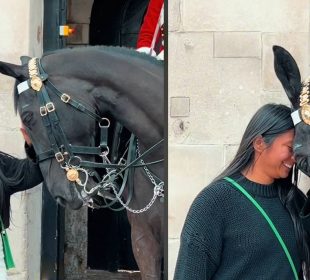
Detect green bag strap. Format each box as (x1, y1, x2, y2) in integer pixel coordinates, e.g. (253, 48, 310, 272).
(224, 176, 299, 280)
(0, 216, 15, 269)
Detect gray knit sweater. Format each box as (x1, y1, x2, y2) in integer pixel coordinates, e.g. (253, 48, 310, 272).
(174, 174, 307, 280)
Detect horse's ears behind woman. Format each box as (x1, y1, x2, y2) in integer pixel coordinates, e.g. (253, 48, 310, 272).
(273, 45, 301, 109)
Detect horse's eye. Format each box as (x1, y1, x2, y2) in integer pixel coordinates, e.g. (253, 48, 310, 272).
(21, 112, 34, 127)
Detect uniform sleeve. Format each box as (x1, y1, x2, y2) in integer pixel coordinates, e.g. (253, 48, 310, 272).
(174, 186, 224, 280)
(136, 0, 163, 49)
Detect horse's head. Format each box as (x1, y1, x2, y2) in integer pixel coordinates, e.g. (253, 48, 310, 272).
(0, 56, 99, 209)
(273, 45, 310, 175)
(0, 47, 164, 209)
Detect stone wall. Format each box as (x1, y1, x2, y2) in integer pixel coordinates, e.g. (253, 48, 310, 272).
(66, 0, 94, 46)
(0, 1, 43, 279)
(168, 0, 310, 278)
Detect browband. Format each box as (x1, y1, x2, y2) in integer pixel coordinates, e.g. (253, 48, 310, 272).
(291, 110, 302, 126)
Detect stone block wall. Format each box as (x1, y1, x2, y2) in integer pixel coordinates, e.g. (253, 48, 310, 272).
(0, 1, 43, 279)
(168, 0, 310, 278)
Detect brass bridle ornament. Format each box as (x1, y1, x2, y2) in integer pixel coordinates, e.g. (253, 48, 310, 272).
(291, 77, 310, 126)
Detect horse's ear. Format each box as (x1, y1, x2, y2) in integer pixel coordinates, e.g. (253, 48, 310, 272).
(273, 45, 301, 109)
(0, 61, 28, 82)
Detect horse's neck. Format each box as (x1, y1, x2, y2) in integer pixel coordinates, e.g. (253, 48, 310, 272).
(95, 88, 162, 147)
(90, 62, 163, 148)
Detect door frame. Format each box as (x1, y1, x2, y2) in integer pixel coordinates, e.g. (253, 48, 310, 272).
(40, 1, 66, 279)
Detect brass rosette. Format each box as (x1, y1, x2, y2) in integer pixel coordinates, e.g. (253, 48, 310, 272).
(301, 104, 310, 125)
(66, 168, 79, 182)
(30, 76, 43, 91)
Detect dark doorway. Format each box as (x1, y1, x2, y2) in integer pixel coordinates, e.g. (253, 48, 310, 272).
(87, 0, 150, 272)
(89, 0, 149, 48)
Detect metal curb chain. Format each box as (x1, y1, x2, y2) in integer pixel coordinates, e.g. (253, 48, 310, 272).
(75, 140, 164, 213)
(107, 139, 164, 214)
(136, 139, 164, 198)
(111, 182, 163, 214)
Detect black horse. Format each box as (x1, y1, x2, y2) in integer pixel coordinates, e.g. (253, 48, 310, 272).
(273, 45, 310, 230)
(273, 46, 310, 176)
(0, 46, 164, 279)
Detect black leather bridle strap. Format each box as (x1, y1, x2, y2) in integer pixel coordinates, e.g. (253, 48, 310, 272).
(37, 145, 103, 162)
(37, 85, 66, 160)
(33, 58, 164, 172)
(44, 79, 102, 122)
(38, 81, 76, 161)
(45, 80, 110, 152)
(45, 79, 110, 151)
(101, 138, 164, 180)
(35, 59, 104, 162)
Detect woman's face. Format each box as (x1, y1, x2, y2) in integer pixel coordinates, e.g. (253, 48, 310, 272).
(259, 129, 295, 182)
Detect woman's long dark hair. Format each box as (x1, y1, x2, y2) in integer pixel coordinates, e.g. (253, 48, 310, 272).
(0, 152, 27, 228)
(214, 103, 310, 279)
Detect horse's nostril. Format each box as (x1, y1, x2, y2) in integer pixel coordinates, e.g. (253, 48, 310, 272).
(56, 197, 66, 207)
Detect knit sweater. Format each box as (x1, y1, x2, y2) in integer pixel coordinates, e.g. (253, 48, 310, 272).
(174, 173, 307, 280)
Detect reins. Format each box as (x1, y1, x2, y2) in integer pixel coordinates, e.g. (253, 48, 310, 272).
(17, 57, 164, 211)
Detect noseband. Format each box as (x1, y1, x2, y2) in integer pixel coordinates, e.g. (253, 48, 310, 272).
(17, 57, 164, 211)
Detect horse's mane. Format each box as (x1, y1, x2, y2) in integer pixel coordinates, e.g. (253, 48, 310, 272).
(13, 45, 162, 113)
(43, 45, 162, 66)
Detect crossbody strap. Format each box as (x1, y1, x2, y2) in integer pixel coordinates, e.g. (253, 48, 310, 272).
(224, 176, 299, 280)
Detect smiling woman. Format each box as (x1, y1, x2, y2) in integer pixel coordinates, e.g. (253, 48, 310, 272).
(243, 129, 295, 184)
(174, 103, 310, 280)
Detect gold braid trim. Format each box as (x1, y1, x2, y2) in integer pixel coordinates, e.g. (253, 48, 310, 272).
(300, 76, 310, 125)
(28, 58, 42, 92)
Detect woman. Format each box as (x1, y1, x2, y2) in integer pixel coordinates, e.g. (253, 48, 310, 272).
(0, 129, 42, 278)
(174, 104, 310, 279)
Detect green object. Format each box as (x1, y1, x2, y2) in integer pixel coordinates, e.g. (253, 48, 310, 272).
(0, 217, 15, 269)
(224, 176, 299, 280)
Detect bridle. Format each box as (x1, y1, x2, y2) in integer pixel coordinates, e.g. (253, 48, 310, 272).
(17, 57, 164, 211)
(288, 78, 310, 178)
